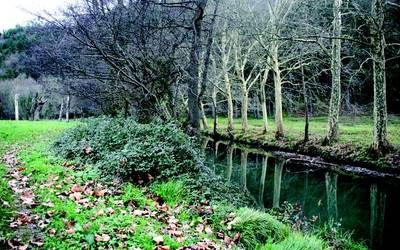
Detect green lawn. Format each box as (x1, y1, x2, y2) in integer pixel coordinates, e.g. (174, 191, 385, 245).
(208, 115, 400, 148)
(0, 120, 78, 244)
(0, 120, 78, 152)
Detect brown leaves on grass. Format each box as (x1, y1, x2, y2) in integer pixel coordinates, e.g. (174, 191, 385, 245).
(4, 150, 240, 250)
(95, 234, 111, 242)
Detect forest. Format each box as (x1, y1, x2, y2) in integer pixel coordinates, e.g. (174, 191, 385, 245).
(0, 0, 399, 249)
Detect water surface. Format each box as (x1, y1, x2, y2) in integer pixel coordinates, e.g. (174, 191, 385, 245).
(204, 140, 400, 250)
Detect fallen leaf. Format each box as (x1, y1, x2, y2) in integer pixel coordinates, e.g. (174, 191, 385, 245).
(232, 232, 241, 244)
(71, 184, 82, 193)
(107, 207, 115, 214)
(153, 235, 164, 245)
(205, 225, 213, 235)
(133, 210, 144, 216)
(95, 234, 110, 242)
(93, 189, 107, 197)
(69, 192, 82, 201)
(31, 240, 44, 246)
(96, 209, 105, 217)
(42, 202, 55, 207)
(195, 224, 204, 233)
(49, 228, 56, 236)
(84, 147, 93, 155)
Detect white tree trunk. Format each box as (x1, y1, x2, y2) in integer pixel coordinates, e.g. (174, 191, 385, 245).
(260, 66, 270, 133)
(241, 89, 249, 132)
(325, 0, 342, 143)
(211, 84, 219, 133)
(59, 98, 64, 121)
(14, 94, 19, 121)
(200, 101, 209, 129)
(371, 0, 388, 151)
(220, 28, 234, 132)
(66, 95, 71, 122)
(272, 42, 284, 138)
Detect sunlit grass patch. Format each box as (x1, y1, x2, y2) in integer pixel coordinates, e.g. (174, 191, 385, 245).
(261, 233, 327, 250)
(150, 180, 188, 207)
(208, 115, 400, 147)
(230, 208, 290, 249)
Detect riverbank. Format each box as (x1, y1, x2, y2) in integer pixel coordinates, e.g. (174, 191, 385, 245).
(206, 116, 400, 173)
(0, 120, 366, 249)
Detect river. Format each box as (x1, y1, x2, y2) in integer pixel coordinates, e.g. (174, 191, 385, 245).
(204, 139, 400, 250)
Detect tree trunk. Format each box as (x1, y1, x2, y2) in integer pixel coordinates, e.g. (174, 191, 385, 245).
(14, 94, 19, 121)
(199, 0, 219, 102)
(345, 87, 351, 114)
(211, 83, 218, 134)
(221, 31, 234, 131)
(200, 101, 209, 129)
(260, 66, 270, 134)
(59, 98, 64, 121)
(272, 41, 284, 138)
(241, 90, 249, 132)
(325, 0, 342, 144)
(371, 0, 388, 152)
(66, 95, 71, 122)
(302, 62, 309, 142)
(34, 107, 41, 121)
(187, 0, 208, 132)
(29, 93, 38, 121)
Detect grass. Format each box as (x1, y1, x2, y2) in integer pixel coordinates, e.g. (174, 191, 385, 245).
(208, 115, 400, 147)
(149, 180, 189, 208)
(230, 207, 290, 249)
(207, 115, 400, 169)
(261, 233, 327, 250)
(0, 120, 368, 249)
(0, 121, 77, 243)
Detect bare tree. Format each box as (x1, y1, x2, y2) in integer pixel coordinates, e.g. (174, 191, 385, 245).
(370, 0, 389, 152)
(325, 0, 343, 144)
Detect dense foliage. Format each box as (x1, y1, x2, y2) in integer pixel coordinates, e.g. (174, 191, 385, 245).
(0, 26, 33, 79)
(52, 117, 256, 207)
(53, 118, 202, 180)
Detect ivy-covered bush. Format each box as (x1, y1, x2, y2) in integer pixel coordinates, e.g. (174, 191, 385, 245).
(53, 118, 202, 180)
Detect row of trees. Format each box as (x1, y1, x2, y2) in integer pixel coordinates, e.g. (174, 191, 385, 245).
(1, 0, 399, 152)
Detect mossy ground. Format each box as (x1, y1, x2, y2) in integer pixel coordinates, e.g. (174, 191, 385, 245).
(207, 116, 400, 169)
(0, 120, 366, 249)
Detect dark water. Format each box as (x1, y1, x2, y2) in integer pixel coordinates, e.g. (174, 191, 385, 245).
(203, 140, 400, 250)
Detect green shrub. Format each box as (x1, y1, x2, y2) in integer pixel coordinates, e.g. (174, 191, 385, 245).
(316, 223, 367, 250)
(180, 172, 256, 207)
(52, 118, 131, 163)
(231, 208, 290, 249)
(53, 118, 202, 181)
